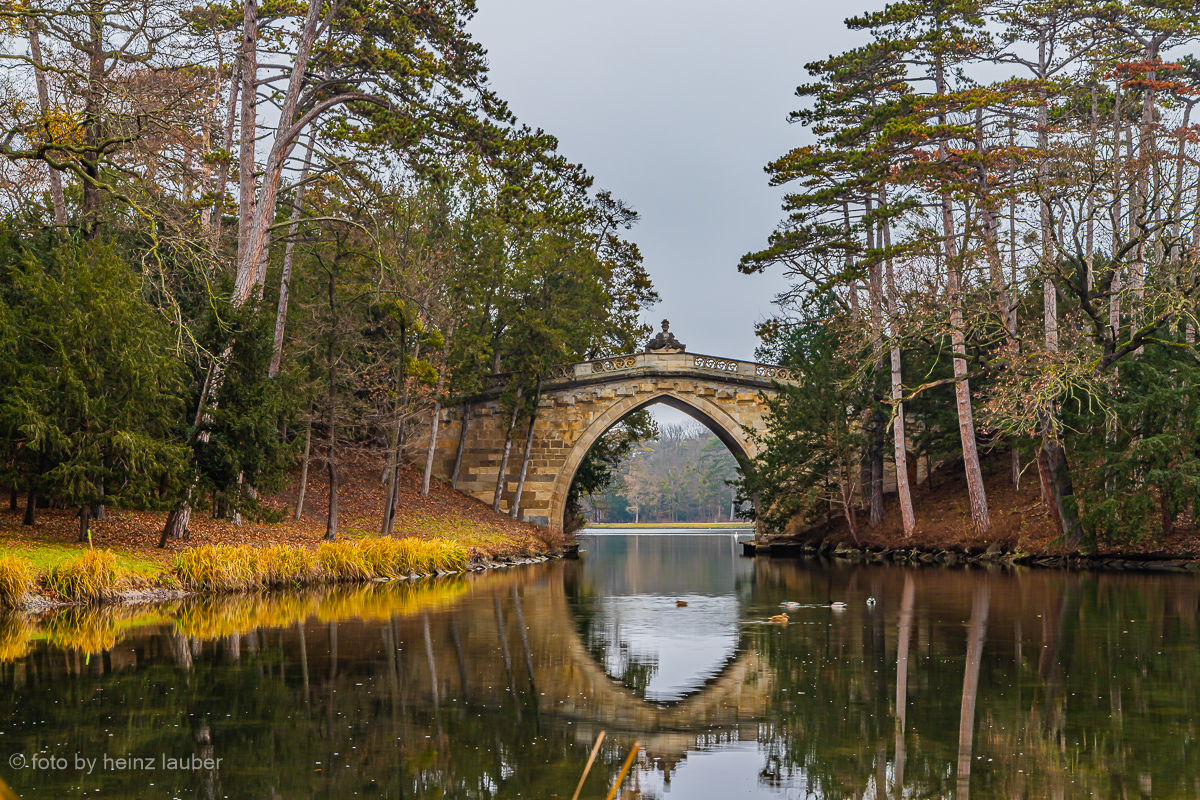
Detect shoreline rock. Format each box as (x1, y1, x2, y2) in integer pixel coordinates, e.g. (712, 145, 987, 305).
(741, 540, 1200, 572)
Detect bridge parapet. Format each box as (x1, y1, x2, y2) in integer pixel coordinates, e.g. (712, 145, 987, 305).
(483, 351, 795, 395)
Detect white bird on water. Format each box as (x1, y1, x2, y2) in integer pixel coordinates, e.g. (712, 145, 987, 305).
(866, 596, 877, 607)
(829, 602, 847, 610)
(781, 601, 803, 609)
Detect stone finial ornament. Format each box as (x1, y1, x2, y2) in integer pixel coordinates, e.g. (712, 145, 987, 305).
(645, 319, 686, 353)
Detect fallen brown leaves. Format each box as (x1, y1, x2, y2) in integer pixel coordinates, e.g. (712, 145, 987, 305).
(0, 456, 556, 564)
(778, 456, 1200, 557)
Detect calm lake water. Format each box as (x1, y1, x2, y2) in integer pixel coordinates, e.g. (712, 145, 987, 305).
(2, 530, 1199, 798)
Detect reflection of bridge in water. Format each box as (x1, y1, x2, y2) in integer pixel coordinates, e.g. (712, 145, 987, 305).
(530, 578, 771, 770)
(6, 560, 770, 780)
(8, 556, 1200, 798)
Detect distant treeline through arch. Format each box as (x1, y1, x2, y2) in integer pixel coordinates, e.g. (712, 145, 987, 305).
(581, 420, 747, 525)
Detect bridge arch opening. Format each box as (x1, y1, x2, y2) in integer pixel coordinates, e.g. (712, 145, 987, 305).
(548, 389, 755, 532)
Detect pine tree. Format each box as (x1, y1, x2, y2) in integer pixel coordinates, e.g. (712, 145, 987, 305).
(0, 239, 189, 537)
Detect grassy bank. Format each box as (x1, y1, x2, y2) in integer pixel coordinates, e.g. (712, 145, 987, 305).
(0, 461, 562, 607)
(0, 537, 486, 607)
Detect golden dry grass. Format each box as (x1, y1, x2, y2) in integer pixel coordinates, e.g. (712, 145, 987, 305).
(0, 554, 36, 608)
(174, 537, 469, 593)
(43, 550, 122, 603)
(317, 540, 375, 582)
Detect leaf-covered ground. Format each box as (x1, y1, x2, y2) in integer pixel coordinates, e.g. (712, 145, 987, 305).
(773, 458, 1200, 557)
(0, 460, 560, 568)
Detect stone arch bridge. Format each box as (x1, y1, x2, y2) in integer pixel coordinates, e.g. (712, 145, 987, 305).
(427, 351, 794, 530)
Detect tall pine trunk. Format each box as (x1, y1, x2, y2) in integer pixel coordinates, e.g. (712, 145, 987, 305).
(236, 0, 258, 265)
(382, 324, 408, 534)
(1008, 127, 1022, 488)
(880, 190, 916, 536)
(1031, 34, 1080, 545)
(324, 271, 339, 541)
(269, 134, 316, 378)
(936, 60, 989, 534)
(79, 0, 103, 239)
(978, 111, 1023, 505)
(1036, 32, 1057, 351)
(864, 199, 884, 526)
(942, 196, 990, 533)
(209, 55, 241, 249)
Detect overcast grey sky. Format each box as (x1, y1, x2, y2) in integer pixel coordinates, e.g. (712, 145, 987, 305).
(469, 0, 877, 425)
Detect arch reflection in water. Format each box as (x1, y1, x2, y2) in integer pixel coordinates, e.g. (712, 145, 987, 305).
(570, 531, 753, 703)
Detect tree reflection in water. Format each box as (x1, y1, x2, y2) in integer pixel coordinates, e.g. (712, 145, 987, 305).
(0, 535, 1199, 798)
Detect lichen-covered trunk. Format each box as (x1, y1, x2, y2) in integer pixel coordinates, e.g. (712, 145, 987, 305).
(943, 192, 990, 534)
(492, 387, 523, 514)
(294, 413, 312, 520)
(880, 191, 916, 536)
(269, 135, 315, 378)
(236, 0, 258, 271)
(77, 504, 91, 543)
(422, 342, 450, 497)
(450, 403, 472, 490)
(27, 22, 67, 230)
(209, 55, 241, 249)
(937, 62, 989, 534)
(510, 403, 539, 520)
(324, 273, 338, 542)
(1036, 430, 1080, 549)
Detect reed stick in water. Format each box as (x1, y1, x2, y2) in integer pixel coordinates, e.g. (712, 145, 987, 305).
(570, 731, 605, 800)
(604, 742, 641, 800)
